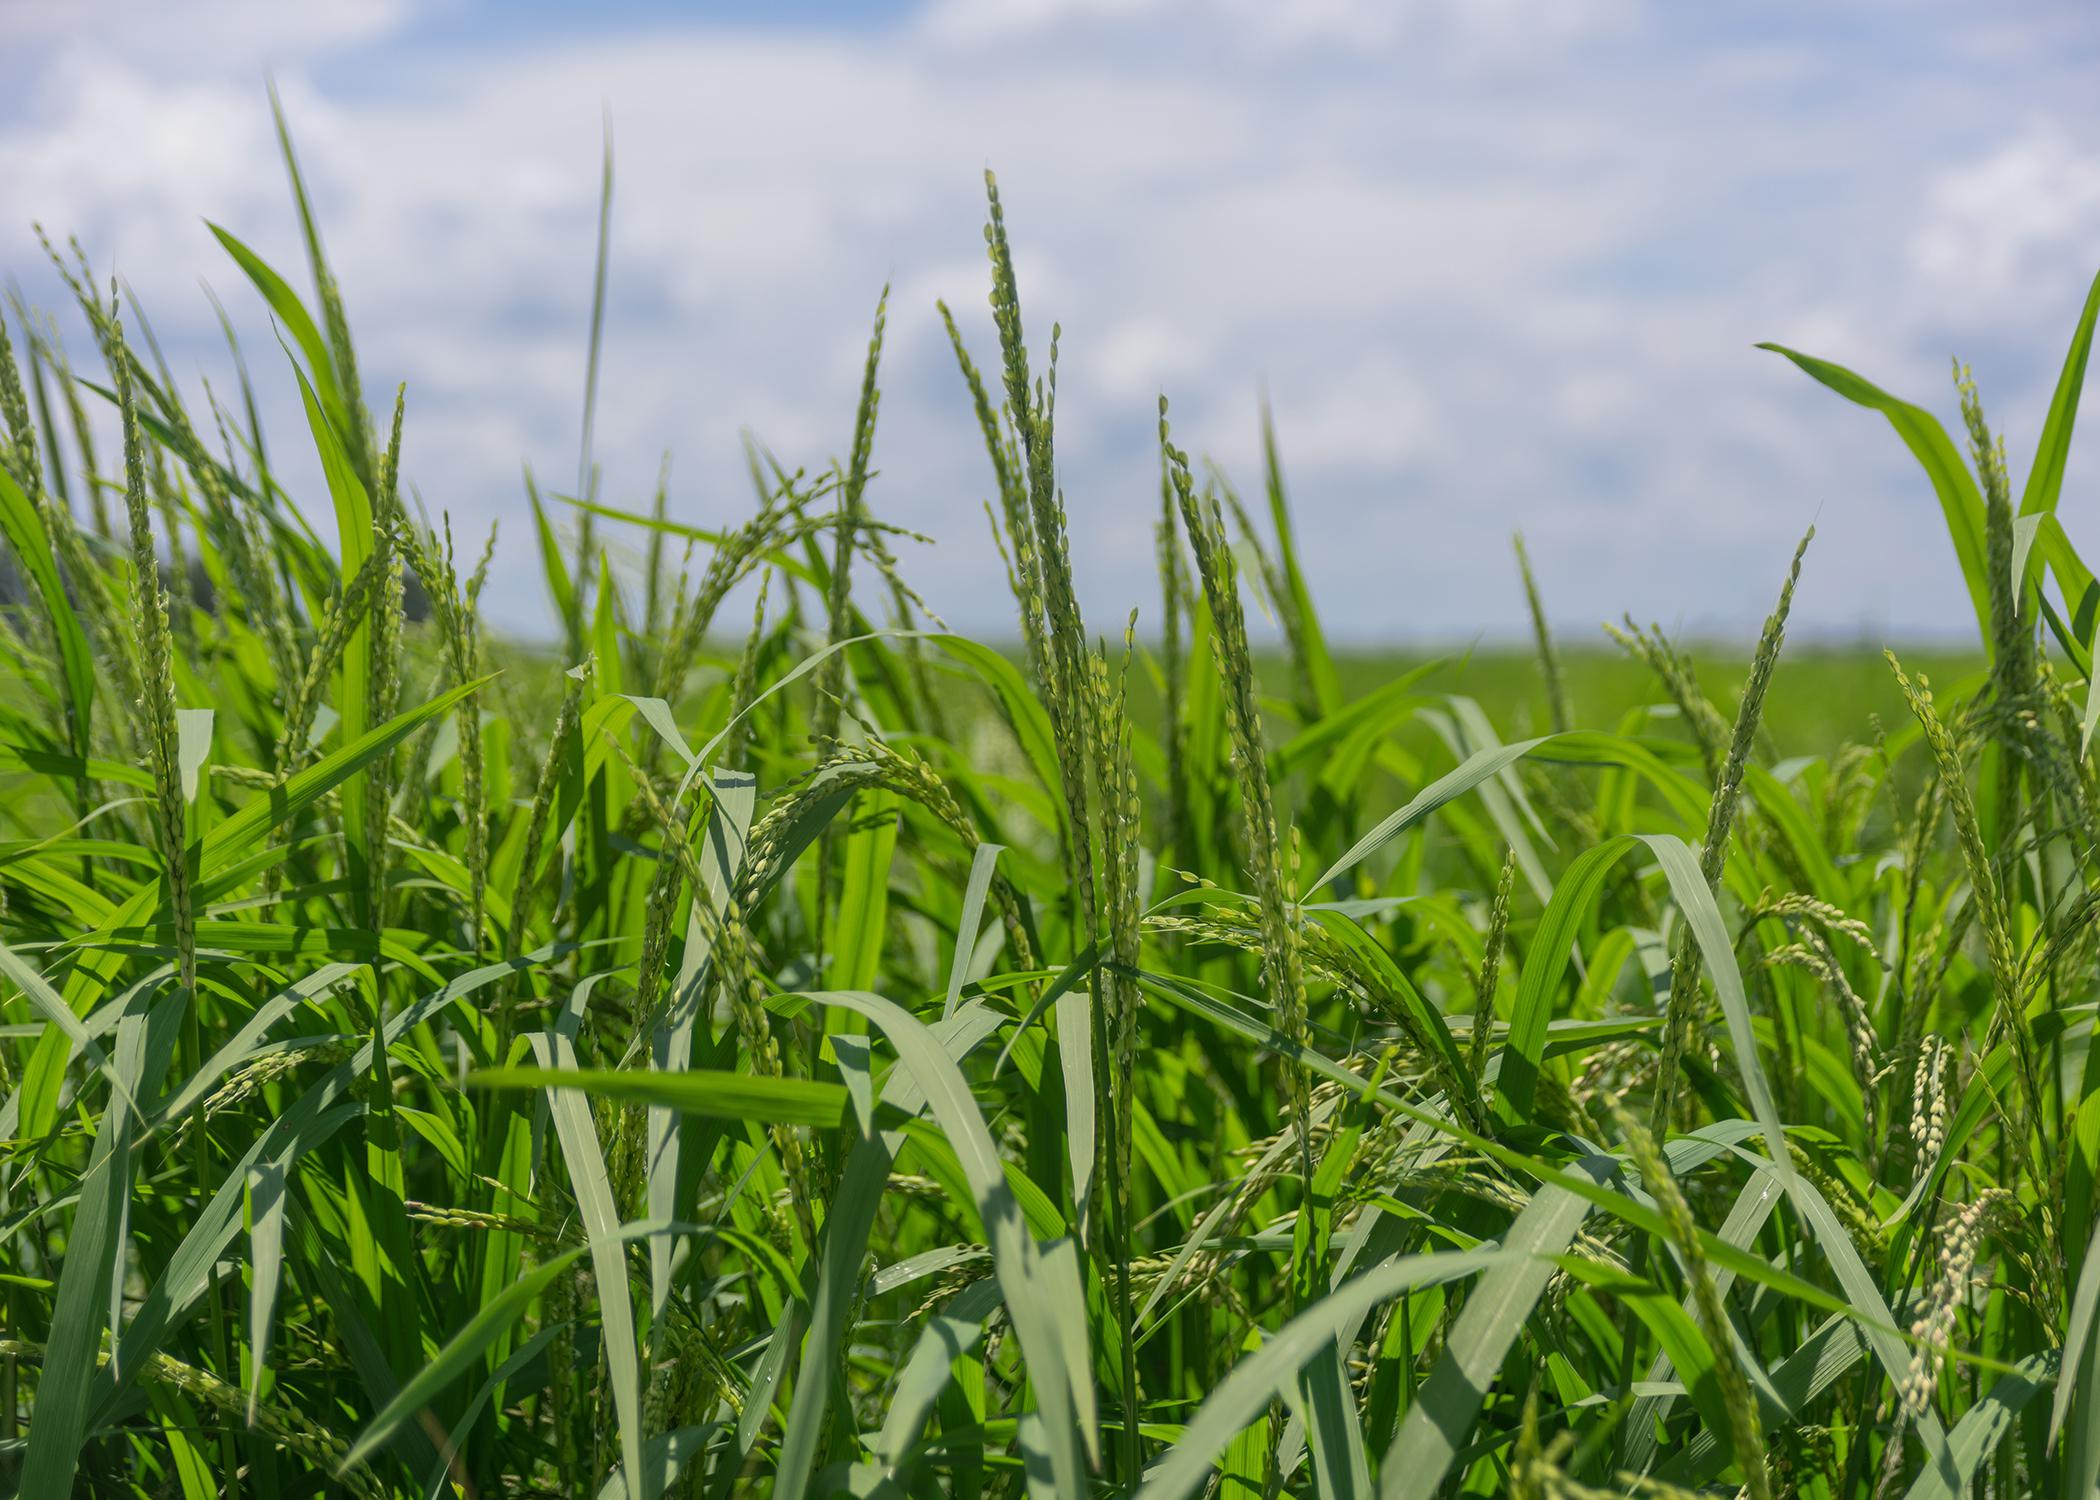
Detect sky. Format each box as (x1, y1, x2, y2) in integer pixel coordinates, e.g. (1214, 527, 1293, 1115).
(4, 0, 2100, 645)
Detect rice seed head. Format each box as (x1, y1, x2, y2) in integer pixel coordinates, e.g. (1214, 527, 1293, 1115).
(1089, 619, 1145, 1188)
(1163, 395, 1308, 1154)
(401, 510, 493, 948)
(112, 289, 193, 995)
(1614, 1103, 1772, 1500)
(649, 473, 821, 707)
(275, 545, 390, 771)
(722, 567, 772, 771)
(617, 736, 814, 1249)
(196, 388, 300, 691)
(981, 180, 1096, 936)
(640, 452, 672, 652)
(1956, 361, 2033, 690)
(1470, 849, 1517, 1089)
(505, 654, 594, 1005)
(1651, 528, 1811, 1132)
(1888, 652, 2062, 1302)
(937, 300, 1038, 681)
(0, 308, 44, 503)
(362, 385, 408, 924)
(150, 450, 195, 637)
(1886, 656, 2033, 1095)
(1765, 931, 1882, 1141)
(1910, 1036, 1951, 1173)
(847, 286, 888, 504)
(1898, 1189, 2006, 1419)
(1706, 527, 1810, 879)
(760, 739, 1038, 976)
(982, 171, 1035, 449)
(1513, 532, 1572, 734)
(0, 311, 82, 743)
(1602, 617, 1728, 783)
(1749, 890, 1881, 958)
(632, 830, 685, 1041)
(1156, 470, 1190, 862)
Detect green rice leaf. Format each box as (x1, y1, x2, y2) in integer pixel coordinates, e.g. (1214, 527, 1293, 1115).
(1134, 1246, 1512, 1500)
(1758, 341, 1991, 647)
(341, 1244, 588, 1476)
(1378, 1158, 1616, 1500)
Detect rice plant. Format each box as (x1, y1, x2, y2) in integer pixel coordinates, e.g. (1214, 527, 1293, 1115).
(8, 104, 2100, 1499)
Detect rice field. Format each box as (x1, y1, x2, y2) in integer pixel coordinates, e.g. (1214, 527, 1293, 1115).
(6, 105, 2100, 1498)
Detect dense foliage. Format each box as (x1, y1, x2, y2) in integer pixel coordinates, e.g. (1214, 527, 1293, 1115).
(6, 107, 2100, 1498)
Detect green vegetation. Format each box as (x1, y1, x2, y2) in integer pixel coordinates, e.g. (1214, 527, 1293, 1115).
(6, 106, 2100, 1498)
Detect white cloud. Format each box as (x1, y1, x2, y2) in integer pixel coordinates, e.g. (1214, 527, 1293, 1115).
(1266, 354, 1440, 475)
(1, 2, 2096, 647)
(917, 0, 1635, 62)
(1094, 316, 1209, 400)
(1911, 124, 2100, 323)
(0, 0, 409, 62)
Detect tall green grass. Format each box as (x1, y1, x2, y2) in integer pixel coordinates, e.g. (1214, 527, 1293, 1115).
(6, 106, 2100, 1498)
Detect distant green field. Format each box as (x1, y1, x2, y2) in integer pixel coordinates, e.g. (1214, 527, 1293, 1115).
(1317, 644, 1983, 754)
(902, 641, 1985, 757)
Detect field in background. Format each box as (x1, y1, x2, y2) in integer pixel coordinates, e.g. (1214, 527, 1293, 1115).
(1320, 646, 1983, 758)
(490, 642, 1987, 761)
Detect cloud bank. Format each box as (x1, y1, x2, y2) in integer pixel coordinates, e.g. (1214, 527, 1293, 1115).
(4, 0, 2099, 643)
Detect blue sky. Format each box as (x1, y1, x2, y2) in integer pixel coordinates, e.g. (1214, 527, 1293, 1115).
(5, 0, 2100, 643)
